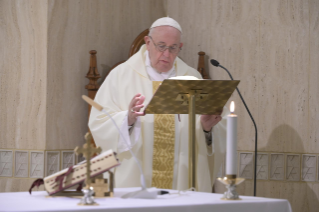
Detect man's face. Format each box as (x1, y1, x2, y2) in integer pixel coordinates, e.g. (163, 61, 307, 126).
(144, 26, 183, 73)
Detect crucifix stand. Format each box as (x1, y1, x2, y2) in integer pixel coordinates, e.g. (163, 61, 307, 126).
(144, 79, 239, 190)
(91, 171, 114, 197)
(74, 132, 102, 205)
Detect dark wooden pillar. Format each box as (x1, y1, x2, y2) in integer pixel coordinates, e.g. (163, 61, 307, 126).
(197, 51, 209, 79)
(85, 50, 101, 147)
(85, 50, 101, 118)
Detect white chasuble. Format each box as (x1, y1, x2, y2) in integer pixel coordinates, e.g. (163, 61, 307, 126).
(89, 45, 228, 192)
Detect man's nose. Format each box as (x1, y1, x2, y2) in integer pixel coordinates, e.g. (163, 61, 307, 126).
(163, 48, 170, 57)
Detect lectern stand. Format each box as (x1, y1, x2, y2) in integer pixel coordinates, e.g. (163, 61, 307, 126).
(144, 79, 239, 190)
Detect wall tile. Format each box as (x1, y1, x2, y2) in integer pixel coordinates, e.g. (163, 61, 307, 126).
(256, 153, 268, 180)
(30, 151, 44, 178)
(302, 154, 316, 182)
(62, 151, 75, 169)
(0, 150, 13, 177)
(45, 151, 60, 176)
(14, 151, 29, 178)
(286, 154, 300, 181)
(270, 153, 284, 180)
(238, 152, 253, 179)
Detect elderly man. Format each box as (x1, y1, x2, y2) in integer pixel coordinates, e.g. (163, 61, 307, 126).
(89, 17, 227, 192)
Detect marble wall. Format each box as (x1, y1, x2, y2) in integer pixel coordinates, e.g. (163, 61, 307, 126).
(167, 0, 319, 211)
(0, 0, 165, 192)
(0, 0, 48, 150)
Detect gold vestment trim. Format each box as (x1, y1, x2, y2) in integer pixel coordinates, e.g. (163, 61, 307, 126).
(151, 81, 175, 189)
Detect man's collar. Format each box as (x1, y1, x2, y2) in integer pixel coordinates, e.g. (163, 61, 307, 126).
(126, 45, 149, 79)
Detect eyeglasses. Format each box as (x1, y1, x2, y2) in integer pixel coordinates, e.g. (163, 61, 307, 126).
(149, 36, 181, 54)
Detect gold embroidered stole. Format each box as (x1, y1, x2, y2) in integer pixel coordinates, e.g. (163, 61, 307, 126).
(151, 81, 175, 189)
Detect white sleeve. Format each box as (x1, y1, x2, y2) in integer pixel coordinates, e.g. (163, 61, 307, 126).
(117, 114, 141, 154)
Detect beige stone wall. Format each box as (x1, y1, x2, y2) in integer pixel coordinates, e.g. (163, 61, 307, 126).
(0, 0, 165, 192)
(167, 0, 319, 211)
(0, 0, 48, 150)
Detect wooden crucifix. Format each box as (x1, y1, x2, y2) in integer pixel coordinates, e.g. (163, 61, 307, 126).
(74, 132, 102, 189)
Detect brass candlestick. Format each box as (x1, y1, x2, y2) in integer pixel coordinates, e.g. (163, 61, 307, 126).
(217, 175, 245, 200)
(75, 132, 102, 205)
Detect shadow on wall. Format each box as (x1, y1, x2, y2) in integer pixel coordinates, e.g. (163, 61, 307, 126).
(98, 64, 111, 84)
(260, 124, 319, 212)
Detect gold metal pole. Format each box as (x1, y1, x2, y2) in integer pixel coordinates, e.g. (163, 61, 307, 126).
(188, 94, 196, 189)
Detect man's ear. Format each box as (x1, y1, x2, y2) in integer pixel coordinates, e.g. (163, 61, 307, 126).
(180, 42, 184, 49)
(144, 36, 151, 50)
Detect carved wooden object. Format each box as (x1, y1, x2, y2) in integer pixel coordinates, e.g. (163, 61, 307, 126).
(85, 50, 101, 117)
(128, 29, 149, 57)
(197, 51, 209, 79)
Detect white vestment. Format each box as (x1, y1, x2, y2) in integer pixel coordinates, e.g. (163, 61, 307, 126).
(89, 45, 227, 192)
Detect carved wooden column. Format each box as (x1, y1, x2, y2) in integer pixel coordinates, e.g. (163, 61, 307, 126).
(85, 50, 101, 147)
(85, 50, 101, 118)
(197, 51, 209, 79)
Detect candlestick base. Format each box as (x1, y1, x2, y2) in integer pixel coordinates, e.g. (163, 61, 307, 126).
(217, 176, 245, 200)
(78, 187, 99, 206)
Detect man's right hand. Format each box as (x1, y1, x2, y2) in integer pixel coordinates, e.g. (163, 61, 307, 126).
(128, 93, 145, 126)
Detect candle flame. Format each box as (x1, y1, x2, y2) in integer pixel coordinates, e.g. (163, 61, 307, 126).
(230, 101, 235, 113)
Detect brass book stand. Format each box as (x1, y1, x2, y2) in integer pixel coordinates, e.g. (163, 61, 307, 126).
(145, 79, 239, 190)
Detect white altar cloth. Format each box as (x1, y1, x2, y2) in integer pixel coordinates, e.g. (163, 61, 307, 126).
(0, 187, 292, 212)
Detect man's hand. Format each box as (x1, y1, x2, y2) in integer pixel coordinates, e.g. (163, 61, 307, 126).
(200, 112, 223, 132)
(128, 93, 145, 126)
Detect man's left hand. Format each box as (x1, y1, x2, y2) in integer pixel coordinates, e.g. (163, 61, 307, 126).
(200, 114, 222, 132)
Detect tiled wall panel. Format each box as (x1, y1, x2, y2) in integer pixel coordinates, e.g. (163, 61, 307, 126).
(30, 151, 44, 178)
(256, 153, 268, 180)
(286, 154, 300, 181)
(0, 150, 13, 177)
(270, 154, 284, 180)
(62, 151, 75, 169)
(302, 154, 316, 182)
(15, 151, 29, 178)
(239, 152, 253, 179)
(45, 151, 60, 177)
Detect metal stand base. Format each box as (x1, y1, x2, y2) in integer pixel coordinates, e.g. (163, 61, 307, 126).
(78, 187, 98, 206)
(222, 184, 240, 200)
(217, 176, 245, 200)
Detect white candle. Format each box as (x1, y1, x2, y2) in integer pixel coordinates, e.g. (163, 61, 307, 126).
(226, 101, 238, 176)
